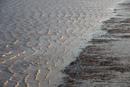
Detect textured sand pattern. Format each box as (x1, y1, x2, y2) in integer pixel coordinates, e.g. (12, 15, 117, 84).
(59, 1, 130, 87)
(0, 0, 122, 87)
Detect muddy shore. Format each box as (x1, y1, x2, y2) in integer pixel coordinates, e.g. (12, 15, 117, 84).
(59, 1, 130, 87)
(0, 0, 123, 87)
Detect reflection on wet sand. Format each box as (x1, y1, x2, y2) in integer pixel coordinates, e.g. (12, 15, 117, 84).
(59, 1, 130, 87)
(0, 0, 123, 87)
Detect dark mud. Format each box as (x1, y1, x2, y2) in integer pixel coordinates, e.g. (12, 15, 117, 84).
(59, 1, 130, 87)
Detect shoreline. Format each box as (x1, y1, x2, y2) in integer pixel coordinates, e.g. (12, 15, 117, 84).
(59, 0, 130, 87)
(0, 0, 126, 87)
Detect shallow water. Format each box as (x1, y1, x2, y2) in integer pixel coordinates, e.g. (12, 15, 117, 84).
(0, 0, 123, 87)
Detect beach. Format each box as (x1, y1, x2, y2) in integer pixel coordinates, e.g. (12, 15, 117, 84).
(59, 0, 130, 87)
(0, 0, 126, 87)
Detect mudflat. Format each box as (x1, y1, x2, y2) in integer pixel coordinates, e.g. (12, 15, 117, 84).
(59, 1, 130, 87)
(0, 0, 124, 87)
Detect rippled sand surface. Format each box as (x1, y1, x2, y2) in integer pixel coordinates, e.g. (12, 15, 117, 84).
(60, 0, 130, 87)
(0, 0, 123, 87)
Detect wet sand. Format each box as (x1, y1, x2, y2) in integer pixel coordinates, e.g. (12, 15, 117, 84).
(0, 0, 124, 87)
(59, 0, 130, 87)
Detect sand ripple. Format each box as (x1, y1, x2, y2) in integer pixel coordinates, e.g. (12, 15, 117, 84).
(0, 0, 123, 87)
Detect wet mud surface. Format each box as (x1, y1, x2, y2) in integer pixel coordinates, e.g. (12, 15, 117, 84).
(0, 0, 123, 87)
(59, 1, 130, 87)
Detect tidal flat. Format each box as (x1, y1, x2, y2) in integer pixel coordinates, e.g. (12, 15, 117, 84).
(59, 0, 130, 87)
(0, 0, 125, 87)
